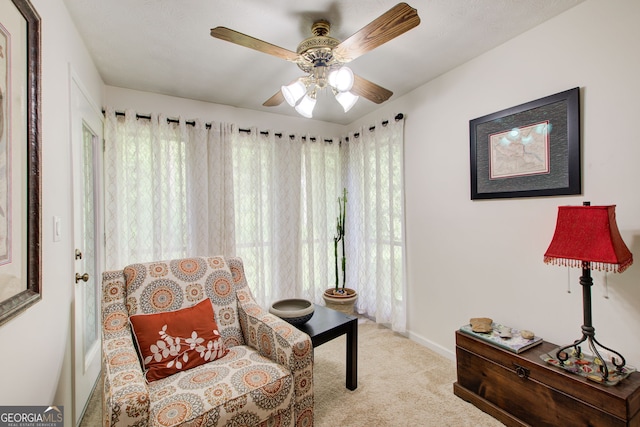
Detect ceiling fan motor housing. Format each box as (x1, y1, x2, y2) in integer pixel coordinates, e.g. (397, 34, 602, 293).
(296, 20, 342, 72)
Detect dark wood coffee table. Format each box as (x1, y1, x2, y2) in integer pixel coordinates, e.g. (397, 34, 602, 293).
(296, 304, 358, 390)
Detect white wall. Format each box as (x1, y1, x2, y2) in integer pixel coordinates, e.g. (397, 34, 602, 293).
(0, 0, 104, 425)
(352, 0, 640, 365)
(2, 1, 639, 424)
(111, 0, 640, 368)
(104, 86, 346, 138)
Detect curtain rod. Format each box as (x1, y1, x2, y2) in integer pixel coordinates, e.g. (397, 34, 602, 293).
(105, 110, 404, 142)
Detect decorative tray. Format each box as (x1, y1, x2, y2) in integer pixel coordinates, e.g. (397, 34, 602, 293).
(541, 347, 637, 386)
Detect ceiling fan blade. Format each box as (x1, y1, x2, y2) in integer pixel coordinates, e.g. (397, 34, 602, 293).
(210, 27, 299, 62)
(263, 90, 285, 107)
(351, 74, 393, 104)
(334, 3, 420, 62)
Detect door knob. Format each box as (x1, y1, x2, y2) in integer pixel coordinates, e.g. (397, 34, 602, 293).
(76, 273, 89, 283)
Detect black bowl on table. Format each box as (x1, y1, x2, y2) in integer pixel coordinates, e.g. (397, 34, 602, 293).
(269, 298, 314, 326)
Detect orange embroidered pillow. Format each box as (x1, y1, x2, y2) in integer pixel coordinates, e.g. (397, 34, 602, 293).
(129, 298, 229, 382)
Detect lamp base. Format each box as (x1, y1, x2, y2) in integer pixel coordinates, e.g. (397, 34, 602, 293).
(545, 265, 633, 384)
(540, 336, 636, 386)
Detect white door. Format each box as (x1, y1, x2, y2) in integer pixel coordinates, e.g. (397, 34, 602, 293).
(71, 74, 104, 425)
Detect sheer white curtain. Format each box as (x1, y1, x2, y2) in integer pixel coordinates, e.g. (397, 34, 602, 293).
(103, 109, 405, 328)
(231, 130, 341, 306)
(343, 116, 406, 332)
(230, 129, 302, 305)
(103, 109, 235, 270)
(299, 135, 342, 304)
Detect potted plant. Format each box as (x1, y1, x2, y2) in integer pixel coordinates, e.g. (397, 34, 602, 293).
(323, 188, 357, 314)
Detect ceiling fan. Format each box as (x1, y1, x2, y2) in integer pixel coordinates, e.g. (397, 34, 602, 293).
(210, 3, 420, 117)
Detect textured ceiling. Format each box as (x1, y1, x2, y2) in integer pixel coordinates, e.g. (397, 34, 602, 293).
(63, 0, 585, 125)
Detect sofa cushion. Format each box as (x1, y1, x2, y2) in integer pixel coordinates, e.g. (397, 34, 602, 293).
(130, 298, 229, 382)
(146, 345, 294, 426)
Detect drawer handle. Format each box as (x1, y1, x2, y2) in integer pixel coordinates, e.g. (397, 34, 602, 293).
(514, 363, 530, 379)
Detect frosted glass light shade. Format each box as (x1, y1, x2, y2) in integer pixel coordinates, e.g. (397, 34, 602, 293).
(281, 81, 306, 107)
(335, 91, 359, 112)
(328, 67, 354, 92)
(295, 94, 316, 118)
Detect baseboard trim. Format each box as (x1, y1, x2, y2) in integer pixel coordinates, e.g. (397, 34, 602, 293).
(408, 330, 455, 361)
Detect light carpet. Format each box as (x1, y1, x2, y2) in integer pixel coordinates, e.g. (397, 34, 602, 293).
(81, 319, 504, 426)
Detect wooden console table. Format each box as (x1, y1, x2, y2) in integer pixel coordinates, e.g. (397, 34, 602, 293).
(454, 330, 640, 426)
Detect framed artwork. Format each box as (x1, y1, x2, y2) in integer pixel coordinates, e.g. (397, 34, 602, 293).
(470, 87, 580, 200)
(0, 0, 41, 327)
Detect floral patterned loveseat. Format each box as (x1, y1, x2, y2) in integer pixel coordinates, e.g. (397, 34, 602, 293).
(101, 256, 314, 426)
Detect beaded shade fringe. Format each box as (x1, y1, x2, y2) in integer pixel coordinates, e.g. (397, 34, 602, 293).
(543, 256, 632, 273)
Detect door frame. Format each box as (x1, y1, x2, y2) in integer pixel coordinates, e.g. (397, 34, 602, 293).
(69, 67, 104, 425)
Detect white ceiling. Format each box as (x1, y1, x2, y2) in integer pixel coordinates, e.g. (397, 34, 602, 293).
(63, 0, 585, 125)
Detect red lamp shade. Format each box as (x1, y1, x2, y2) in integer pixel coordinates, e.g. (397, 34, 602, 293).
(544, 205, 633, 273)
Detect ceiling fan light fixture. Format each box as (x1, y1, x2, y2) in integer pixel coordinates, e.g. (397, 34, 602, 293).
(335, 91, 359, 112)
(211, 3, 420, 117)
(281, 80, 307, 107)
(328, 66, 354, 92)
(295, 94, 316, 118)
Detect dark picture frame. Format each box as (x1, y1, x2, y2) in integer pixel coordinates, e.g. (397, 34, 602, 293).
(0, 0, 41, 327)
(470, 87, 580, 200)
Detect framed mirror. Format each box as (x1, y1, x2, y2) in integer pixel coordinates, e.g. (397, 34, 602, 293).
(0, 0, 41, 327)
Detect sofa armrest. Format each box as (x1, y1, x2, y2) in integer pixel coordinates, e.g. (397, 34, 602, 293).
(236, 288, 313, 368)
(236, 287, 314, 413)
(102, 270, 150, 427)
(228, 256, 314, 423)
